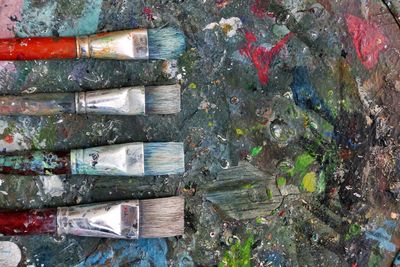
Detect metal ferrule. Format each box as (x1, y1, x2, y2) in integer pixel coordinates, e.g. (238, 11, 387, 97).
(74, 87, 145, 115)
(57, 200, 139, 239)
(76, 29, 149, 59)
(70, 143, 144, 176)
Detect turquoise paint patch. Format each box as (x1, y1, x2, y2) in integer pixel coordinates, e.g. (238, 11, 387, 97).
(58, 0, 103, 36)
(366, 228, 396, 252)
(76, 239, 168, 267)
(16, 0, 102, 37)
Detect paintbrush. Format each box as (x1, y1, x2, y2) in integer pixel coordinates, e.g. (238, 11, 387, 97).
(0, 27, 185, 60)
(0, 196, 184, 239)
(0, 84, 180, 116)
(0, 142, 185, 176)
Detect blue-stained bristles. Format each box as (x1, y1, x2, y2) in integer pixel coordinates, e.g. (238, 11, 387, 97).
(145, 84, 181, 114)
(144, 142, 185, 176)
(148, 27, 186, 59)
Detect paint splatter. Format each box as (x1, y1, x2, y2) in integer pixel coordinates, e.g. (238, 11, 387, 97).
(216, 0, 230, 8)
(204, 17, 243, 38)
(302, 172, 317, 192)
(251, 0, 272, 18)
(366, 227, 396, 252)
(250, 146, 263, 157)
(77, 239, 168, 267)
(240, 32, 293, 85)
(38, 175, 65, 198)
(290, 66, 334, 122)
(0, 0, 23, 73)
(3, 135, 13, 144)
(143, 7, 154, 21)
(345, 14, 387, 69)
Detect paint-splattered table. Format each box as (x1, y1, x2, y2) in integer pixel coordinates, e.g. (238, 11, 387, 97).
(0, 0, 399, 266)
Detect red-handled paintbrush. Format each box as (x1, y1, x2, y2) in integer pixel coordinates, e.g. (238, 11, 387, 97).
(0, 27, 185, 60)
(0, 197, 184, 239)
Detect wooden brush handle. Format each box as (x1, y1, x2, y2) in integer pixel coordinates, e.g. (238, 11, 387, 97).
(0, 93, 76, 115)
(0, 151, 71, 175)
(0, 37, 77, 60)
(0, 209, 57, 235)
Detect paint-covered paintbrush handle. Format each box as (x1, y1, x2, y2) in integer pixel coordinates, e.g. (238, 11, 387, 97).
(0, 209, 57, 235)
(0, 151, 71, 175)
(0, 93, 76, 115)
(0, 37, 77, 60)
(0, 29, 148, 61)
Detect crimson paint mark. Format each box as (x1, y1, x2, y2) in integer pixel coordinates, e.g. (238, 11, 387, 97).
(240, 31, 293, 85)
(143, 7, 154, 21)
(345, 14, 387, 69)
(0, 209, 57, 235)
(3, 135, 13, 144)
(216, 0, 230, 8)
(251, 0, 275, 18)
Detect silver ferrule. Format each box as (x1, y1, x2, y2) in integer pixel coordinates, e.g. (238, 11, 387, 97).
(57, 200, 139, 239)
(76, 29, 149, 59)
(70, 143, 144, 176)
(74, 86, 145, 115)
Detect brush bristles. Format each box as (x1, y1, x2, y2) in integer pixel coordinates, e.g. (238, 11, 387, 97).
(144, 142, 185, 176)
(139, 196, 184, 238)
(145, 84, 181, 114)
(148, 27, 186, 59)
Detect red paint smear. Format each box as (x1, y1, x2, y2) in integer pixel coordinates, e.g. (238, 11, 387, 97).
(240, 32, 293, 85)
(3, 134, 13, 144)
(345, 14, 387, 69)
(251, 0, 269, 18)
(0, 209, 57, 235)
(216, 0, 230, 8)
(143, 7, 154, 21)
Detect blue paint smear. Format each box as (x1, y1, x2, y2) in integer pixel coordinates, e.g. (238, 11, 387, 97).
(16, 0, 102, 37)
(394, 252, 400, 265)
(366, 227, 396, 252)
(290, 66, 334, 123)
(262, 251, 287, 266)
(76, 239, 168, 267)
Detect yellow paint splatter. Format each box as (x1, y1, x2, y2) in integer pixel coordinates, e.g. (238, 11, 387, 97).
(235, 128, 246, 136)
(302, 172, 317, 192)
(188, 83, 197, 89)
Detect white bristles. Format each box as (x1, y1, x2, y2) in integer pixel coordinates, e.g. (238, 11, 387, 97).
(143, 142, 185, 176)
(139, 196, 184, 238)
(145, 84, 181, 114)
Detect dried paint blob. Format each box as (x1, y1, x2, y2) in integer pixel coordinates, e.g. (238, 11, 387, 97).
(302, 172, 317, 192)
(0, 241, 22, 267)
(269, 119, 295, 143)
(204, 17, 243, 38)
(345, 14, 387, 69)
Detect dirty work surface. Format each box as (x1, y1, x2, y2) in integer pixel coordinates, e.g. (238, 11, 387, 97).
(0, 0, 399, 266)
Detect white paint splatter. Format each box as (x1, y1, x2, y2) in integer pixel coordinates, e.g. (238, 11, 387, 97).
(204, 17, 242, 38)
(39, 175, 65, 197)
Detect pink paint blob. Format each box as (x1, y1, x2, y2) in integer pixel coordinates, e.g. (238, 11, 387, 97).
(345, 14, 387, 69)
(3, 135, 13, 144)
(0, 0, 23, 72)
(240, 31, 293, 85)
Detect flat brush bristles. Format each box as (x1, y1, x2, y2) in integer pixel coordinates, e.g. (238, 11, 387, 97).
(145, 84, 181, 114)
(139, 196, 184, 238)
(143, 142, 185, 176)
(148, 27, 186, 59)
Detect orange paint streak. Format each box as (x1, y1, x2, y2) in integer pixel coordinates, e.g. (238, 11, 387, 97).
(0, 36, 77, 60)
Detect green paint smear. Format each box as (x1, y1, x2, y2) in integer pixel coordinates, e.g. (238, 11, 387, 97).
(266, 188, 273, 200)
(250, 146, 263, 157)
(218, 235, 254, 267)
(276, 176, 286, 186)
(288, 153, 315, 177)
(345, 224, 361, 240)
